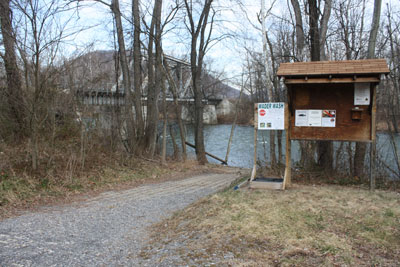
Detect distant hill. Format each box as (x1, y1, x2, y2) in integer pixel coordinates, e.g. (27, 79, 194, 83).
(201, 73, 241, 99)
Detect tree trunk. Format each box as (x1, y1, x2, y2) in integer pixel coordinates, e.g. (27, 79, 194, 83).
(261, 0, 276, 168)
(0, 0, 26, 139)
(145, 0, 163, 157)
(132, 0, 144, 141)
(169, 125, 179, 160)
(277, 130, 283, 165)
(309, 0, 333, 171)
(354, 142, 366, 177)
(111, 0, 136, 153)
(184, 0, 214, 164)
(319, 0, 332, 60)
(354, 0, 382, 178)
(367, 0, 382, 59)
(193, 75, 207, 164)
(309, 0, 321, 62)
(161, 76, 167, 165)
(162, 59, 187, 161)
(225, 80, 244, 163)
(290, 0, 305, 60)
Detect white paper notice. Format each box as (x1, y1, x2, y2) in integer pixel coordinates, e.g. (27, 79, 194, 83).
(257, 102, 285, 130)
(295, 110, 308, 127)
(321, 110, 336, 127)
(354, 83, 370, 105)
(307, 110, 322, 126)
(296, 109, 336, 127)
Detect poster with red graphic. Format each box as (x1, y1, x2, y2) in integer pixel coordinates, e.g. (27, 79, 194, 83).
(322, 110, 336, 127)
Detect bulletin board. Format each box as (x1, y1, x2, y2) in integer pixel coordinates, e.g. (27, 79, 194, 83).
(288, 83, 374, 142)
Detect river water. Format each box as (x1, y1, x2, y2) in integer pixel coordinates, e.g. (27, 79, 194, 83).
(164, 124, 400, 179)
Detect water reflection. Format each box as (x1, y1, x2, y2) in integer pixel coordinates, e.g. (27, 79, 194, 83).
(163, 123, 400, 179)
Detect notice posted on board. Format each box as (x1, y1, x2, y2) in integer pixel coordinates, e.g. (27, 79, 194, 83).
(295, 110, 336, 127)
(354, 83, 370, 105)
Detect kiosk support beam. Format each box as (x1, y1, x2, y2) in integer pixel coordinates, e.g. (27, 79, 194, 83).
(370, 84, 377, 190)
(283, 104, 291, 189)
(250, 104, 258, 181)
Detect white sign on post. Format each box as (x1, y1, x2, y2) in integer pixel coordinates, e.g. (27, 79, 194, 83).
(257, 102, 285, 130)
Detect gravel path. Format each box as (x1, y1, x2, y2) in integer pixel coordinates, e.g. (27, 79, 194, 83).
(0, 172, 241, 266)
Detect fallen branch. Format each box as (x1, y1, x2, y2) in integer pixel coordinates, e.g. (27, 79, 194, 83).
(185, 142, 227, 165)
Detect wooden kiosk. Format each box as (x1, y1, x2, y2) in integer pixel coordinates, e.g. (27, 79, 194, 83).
(277, 59, 389, 189)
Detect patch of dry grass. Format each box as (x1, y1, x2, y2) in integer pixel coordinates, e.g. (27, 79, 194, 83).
(144, 184, 400, 266)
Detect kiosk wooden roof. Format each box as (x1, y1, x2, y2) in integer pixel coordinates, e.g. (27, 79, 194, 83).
(277, 59, 389, 83)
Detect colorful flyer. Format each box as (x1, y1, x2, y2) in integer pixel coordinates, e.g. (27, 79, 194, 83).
(322, 110, 336, 127)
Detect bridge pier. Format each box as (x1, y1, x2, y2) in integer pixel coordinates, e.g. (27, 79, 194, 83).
(181, 104, 218, 124)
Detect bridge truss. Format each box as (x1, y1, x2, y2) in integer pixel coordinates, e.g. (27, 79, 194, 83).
(75, 54, 217, 106)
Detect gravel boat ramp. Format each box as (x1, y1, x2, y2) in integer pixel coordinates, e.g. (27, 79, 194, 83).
(0, 171, 241, 266)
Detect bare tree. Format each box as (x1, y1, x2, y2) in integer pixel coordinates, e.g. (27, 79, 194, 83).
(162, 56, 187, 161)
(319, 0, 332, 60)
(183, 0, 215, 164)
(132, 0, 145, 145)
(333, 0, 367, 61)
(287, 0, 333, 171)
(144, 0, 163, 157)
(109, 0, 138, 154)
(260, 0, 277, 168)
(353, 0, 382, 179)
(384, 4, 400, 178)
(11, 0, 80, 170)
(290, 0, 305, 60)
(367, 0, 382, 59)
(0, 0, 26, 140)
(307, 0, 334, 171)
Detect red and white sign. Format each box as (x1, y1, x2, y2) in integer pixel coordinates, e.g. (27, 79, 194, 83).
(257, 103, 285, 130)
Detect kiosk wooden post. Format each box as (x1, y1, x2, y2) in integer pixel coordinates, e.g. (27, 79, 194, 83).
(370, 83, 377, 190)
(283, 104, 291, 189)
(250, 104, 258, 181)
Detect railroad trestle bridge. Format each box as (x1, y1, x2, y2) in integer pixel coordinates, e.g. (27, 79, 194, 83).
(75, 54, 227, 124)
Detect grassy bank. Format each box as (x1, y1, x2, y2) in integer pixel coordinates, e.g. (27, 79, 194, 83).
(143, 184, 400, 266)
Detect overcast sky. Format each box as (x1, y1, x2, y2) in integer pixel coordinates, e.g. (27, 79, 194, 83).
(68, 0, 399, 86)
